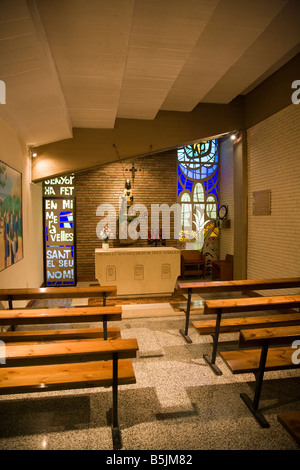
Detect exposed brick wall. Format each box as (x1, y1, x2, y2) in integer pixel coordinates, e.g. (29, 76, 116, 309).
(75, 150, 177, 278)
(247, 104, 300, 294)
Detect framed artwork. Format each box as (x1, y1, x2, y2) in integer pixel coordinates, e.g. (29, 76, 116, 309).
(0, 161, 23, 271)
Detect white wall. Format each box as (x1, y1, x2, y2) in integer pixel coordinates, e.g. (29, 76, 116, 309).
(0, 117, 43, 294)
(247, 104, 300, 293)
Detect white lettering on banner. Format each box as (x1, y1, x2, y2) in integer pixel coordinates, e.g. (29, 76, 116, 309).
(47, 269, 74, 279)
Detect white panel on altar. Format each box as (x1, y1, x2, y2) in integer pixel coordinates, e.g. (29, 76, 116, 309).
(95, 247, 180, 295)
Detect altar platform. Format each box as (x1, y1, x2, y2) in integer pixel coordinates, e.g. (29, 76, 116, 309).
(95, 247, 180, 295)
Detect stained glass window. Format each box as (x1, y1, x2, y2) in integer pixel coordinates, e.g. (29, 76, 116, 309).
(177, 139, 220, 270)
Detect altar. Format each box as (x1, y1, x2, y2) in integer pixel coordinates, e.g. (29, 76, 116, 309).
(95, 247, 180, 296)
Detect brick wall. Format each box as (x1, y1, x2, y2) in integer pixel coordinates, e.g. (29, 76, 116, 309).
(247, 104, 300, 293)
(75, 149, 177, 278)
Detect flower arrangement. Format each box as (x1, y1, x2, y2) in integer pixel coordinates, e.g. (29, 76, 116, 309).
(100, 224, 112, 243)
(178, 230, 197, 242)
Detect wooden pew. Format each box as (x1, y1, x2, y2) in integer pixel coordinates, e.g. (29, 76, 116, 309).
(193, 295, 300, 375)
(0, 337, 138, 449)
(278, 412, 300, 445)
(0, 285, 118, 336)
(219, 325, 300, 428)
(177, 277, 300, 343)
(0, 285, 117, 309)
(0, 305, 122, 341)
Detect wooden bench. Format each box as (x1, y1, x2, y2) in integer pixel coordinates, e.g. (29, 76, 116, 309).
(278, 412, 300, 445)
(0, 337, 138, 449)
(193, 295, 300, 375)
(0, 285, 117, 309)
(0, 305, 122, 342)
(177, 277, 300, 342)
(219, 325, 300, 428)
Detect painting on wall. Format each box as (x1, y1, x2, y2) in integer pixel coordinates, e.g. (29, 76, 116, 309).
(0, 161, 23, 271)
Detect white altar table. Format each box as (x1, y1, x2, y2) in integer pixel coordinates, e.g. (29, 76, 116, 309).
(95, 247, 180, 296)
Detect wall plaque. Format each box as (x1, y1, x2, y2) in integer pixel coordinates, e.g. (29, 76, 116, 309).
(252, 189, 271, 216)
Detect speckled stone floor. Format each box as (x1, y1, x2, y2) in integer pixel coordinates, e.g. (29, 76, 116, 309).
(0, 291, 299, 451)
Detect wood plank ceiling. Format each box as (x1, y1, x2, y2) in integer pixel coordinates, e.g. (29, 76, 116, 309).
(0, 0, 299, 147)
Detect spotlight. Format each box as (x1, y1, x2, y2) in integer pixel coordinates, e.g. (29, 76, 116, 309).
(29, 148, 38, 157)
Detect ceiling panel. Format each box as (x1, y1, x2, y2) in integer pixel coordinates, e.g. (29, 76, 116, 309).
(117, 0, 220, 119)
(161, 0, 290, 111)
(36, 0, 135, 128)
(0, 0, 298, 147)
(202, 0, 300, 102)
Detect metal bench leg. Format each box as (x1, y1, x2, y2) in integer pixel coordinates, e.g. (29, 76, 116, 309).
(203, 310, 222, 375)
(8, 297, 16, 332)
(180, 288, 192, 343)
(111, 353, 122, 449)
(103, 319, 108, 340)
(240, 343, 270, 428)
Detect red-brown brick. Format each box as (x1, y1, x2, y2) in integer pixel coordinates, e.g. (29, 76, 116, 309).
(75, 150, 177, 278)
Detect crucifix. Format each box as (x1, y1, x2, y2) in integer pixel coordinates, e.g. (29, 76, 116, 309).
(129, 162, 138, 180)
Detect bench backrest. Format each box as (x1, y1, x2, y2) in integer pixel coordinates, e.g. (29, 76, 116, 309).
(178, 277, 300, 293)
(204, 294, 300, 314)
(0, 306, 122, 325)
(0, 285, 117, 301)
(181, 250, 204, 263)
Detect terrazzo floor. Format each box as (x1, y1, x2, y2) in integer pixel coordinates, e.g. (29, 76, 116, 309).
(0, 289, 299, 452)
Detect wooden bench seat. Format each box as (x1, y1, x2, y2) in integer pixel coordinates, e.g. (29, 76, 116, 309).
(0, 306, 122, 325)
(193, 312, 300, 335)
(3, 337, 138, 366)
(278, 412, 300, 445)
(0, 326, 121, 343)
(219, 346, 297, 374)
(0, 359, 136, 393)
(219, 325, 300, 428)
(194, 295, 300, 375)
(177, 277, 300, 342)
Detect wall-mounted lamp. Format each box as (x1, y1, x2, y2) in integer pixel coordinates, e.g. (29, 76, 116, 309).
(230, 131, 242, 143)
(29, 148, 38, 158)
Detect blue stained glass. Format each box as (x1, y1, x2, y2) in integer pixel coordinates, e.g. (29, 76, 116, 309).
(177, 138, 219, 259)
(185, 180, 193, 192)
